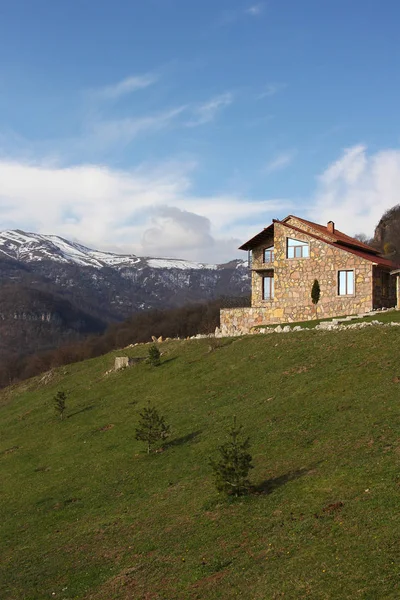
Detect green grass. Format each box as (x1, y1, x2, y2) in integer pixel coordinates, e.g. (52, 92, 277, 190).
(1, 328, 400, 599)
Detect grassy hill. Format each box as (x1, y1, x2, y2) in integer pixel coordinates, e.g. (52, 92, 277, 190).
(1, 326, 400, 599)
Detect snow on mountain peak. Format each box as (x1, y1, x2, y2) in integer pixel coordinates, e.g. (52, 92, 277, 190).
(0, 229, 225, 271)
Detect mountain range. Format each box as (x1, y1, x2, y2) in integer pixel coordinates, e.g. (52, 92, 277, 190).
(0, 229, 250, 359)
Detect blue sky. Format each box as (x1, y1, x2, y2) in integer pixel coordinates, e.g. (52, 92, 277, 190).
(1, 0, 400, 261)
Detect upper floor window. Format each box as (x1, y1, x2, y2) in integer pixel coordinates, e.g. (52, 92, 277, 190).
(263, 246, 274, 263)
(287, 238, 309, 259)
(338, 270, 354, 296)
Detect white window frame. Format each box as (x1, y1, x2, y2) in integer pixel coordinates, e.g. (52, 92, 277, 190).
(338, 270, 355, 296)
(286, 238, 310, 259)
(263, 246, 274, 264)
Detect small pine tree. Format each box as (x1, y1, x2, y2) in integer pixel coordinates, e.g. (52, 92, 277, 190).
(135, 402, 170, 453)
(209, 416, 253, 497)
(54, 391, 67, 420)
(311, 279, 321, 318)
(147, 345, 161, 367)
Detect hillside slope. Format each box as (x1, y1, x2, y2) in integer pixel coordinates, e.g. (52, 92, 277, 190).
(1, 327, 400, 599)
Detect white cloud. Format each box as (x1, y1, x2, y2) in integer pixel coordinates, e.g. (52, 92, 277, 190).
(0, 159, 288, 263)
(186, 93, 233, 127)
(0, 91, 233, 164)
(92, 73, 158, 100)
(245, 4, 264, 16)
(86, 106, 187, 149)
(83, 91, 231, 149)
(217, 4, 265, 26)
(264, 151, 295, 174)
(142, 206, 216, 258)
(312, 144, 400, 237)
(257, 83, 286, 100)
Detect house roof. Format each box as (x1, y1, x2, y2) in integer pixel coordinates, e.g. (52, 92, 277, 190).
(283, 215, 380, 254)
(340, 246, 399, 269)
(239, 215, 400, 270)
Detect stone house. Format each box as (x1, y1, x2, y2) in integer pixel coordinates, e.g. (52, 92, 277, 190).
(220, 215, 399, 335)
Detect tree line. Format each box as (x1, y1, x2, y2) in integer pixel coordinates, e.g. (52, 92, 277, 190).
(0, 296, 249, 390)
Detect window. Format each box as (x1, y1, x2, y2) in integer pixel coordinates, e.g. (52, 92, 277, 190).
(263, 246, 274, 263)
(263, 274, 274, 300)
(287, 238, 309, 259)
(338, 270, 354, 296)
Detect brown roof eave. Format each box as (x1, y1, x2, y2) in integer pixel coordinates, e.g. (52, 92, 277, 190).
(238, 223, 275, 251)
(335, 240, 380, 255)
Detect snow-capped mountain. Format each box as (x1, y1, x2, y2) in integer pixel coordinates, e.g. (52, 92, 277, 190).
(0, 228, 250, 362)
(0, 229, 238, 271)
(0, 229, 250, 320)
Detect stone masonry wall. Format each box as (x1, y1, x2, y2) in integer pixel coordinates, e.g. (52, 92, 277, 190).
(221, 220, 376, 335)
(284, 216, 335, 242)
(220, 307, 279, 335)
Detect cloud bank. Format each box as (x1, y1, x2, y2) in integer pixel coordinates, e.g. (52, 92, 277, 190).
(312, 144, 400, 237)
(0, 159, 284, 263)
(0, 145, 398, 262)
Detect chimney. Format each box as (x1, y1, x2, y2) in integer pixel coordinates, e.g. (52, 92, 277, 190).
(327, 221, 335, 234)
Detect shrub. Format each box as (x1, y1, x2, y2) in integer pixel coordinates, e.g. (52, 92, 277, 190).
(135, 402, 170, 453)
(209, 416, 253, 496)
(54, 391, 67, 420)
(311, 279, 320, 317)
(147, 345, 161, 367)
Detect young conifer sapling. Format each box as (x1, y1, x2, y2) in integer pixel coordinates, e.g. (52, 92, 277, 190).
(147, 344, 161, 367)
(54, 391, 67, 420)
(209, 416, 253, 496)
(135, 402, 170, 453)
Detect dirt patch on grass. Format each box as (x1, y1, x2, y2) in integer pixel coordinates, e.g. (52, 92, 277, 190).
(85, 563, 166, 600)
(97, 424, 115, 432)
(18, 409, 33, 420)
(283, 364, 315, 376)
(190, 569, 228, 591)
(322, 501, 344, 514)
(1, 445, 19, 456)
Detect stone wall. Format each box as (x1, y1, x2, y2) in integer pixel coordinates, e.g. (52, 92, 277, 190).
(220, 307, 282, 335)
(284, 216, 334, 242)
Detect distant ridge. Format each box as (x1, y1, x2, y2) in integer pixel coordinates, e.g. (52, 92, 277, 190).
(0, 229, 239, 271)
(0, 229, 250, 362)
